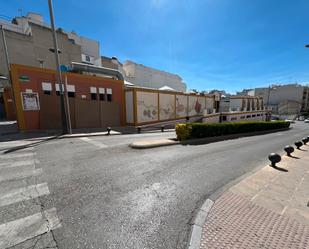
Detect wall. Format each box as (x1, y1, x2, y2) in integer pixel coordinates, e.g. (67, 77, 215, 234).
(203, 114, 220, 123)
(126, 87, 216, 125)
(176, 95, 188, 118)
(2, 88, 16, 120)
(159, 93, 175, 120)
(203, 110, 266, 124)
(10, 64, 125, 131)
(136, 91, 159, 123)
(221, 111, 265, 123)
(125, 91, 134, 124)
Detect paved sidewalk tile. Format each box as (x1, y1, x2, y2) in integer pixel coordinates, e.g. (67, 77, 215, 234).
(200, 191, 309, 249)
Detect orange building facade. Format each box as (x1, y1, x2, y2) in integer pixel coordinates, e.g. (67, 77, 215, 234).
(8, 64, 125, 131)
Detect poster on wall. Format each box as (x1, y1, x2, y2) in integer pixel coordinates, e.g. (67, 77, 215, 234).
(21, 92, 40, 111)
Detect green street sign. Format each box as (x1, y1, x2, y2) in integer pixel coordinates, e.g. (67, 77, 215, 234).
(19, 75, 30, 82)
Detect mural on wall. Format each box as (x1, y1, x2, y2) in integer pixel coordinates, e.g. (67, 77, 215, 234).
(176, 95, 188, 118)
(197, 97, 206, 115)
(206, 97, 214, 111)
(188, 96, 201, 116)
(136, 91, 158, 123)
(159, 93, 175, 120)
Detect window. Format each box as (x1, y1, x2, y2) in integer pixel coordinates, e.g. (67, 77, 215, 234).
(42, 82, 52, 95)
(240, 116, 245, 119)
(257, 114, 260, 117)
(252, 114, 256, 117)
(99, 88, 105, 101)
(90, 87, 97, 101)
(68, 92, 75, 98)
(55, 84, 60, 96)
(231, 117, 237, 121)
(107, 88, 112, 102)
(91, 93, 97, 100)
(246, 115, 251, 118)
(222, 115, 227, 121)
(43, 90, 51, 95)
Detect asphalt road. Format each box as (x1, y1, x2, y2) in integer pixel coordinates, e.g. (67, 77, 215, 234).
(1, 122, 308, 248)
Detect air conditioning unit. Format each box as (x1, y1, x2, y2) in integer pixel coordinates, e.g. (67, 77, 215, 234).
(81, 54, 94, 64)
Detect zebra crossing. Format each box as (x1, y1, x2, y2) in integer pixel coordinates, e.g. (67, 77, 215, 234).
(0, 141, 61, 248)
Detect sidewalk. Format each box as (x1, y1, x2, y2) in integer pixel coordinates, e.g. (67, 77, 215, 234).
(197, 145, 309, 249)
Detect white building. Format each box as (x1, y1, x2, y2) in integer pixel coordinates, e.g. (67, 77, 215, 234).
(249, 84, 309, 115)
(122, 60, 187, 92)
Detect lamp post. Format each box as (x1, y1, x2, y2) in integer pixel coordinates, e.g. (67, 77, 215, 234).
(47, 0, 70, 134)
(0, 25, 17, 117)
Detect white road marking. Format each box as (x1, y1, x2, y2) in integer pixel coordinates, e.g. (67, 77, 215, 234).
(0, 208, 61, 248)
(0, 167, 42, 183)
(79, 137, 108, 148)
(0, 153, 34, 159)
(0, 160, 35, 169)
(0, 183, 50, 207)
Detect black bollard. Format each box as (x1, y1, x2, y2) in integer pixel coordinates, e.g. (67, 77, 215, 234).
(106, 127, 111, 135)
(302, 138, 307, 145)
(294, 141, 303, 150)
(137, 126, 141, 134)
(284, 145, 294, 156)
(268, 153, 281, 167)
(161, 125, 164, 132)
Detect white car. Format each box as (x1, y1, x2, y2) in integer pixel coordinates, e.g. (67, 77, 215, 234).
(304, 119, 309, 123)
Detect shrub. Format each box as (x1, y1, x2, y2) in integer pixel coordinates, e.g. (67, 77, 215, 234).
(175, 123, 192, 141)
(175, 121, 290, 140)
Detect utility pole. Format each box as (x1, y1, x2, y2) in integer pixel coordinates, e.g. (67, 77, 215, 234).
(0, 24, 17, 116)
(0, 25, 11, 73)
(47, 0, 70, 134)
(266, 85, 271, 121)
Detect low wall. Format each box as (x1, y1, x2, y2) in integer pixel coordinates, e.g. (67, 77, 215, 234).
(203, 110, 266, 124)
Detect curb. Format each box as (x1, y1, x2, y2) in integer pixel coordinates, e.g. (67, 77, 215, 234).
(188, 199, 214, 249)
(59, 132, 121, 139)
(129, 139, 179, 149)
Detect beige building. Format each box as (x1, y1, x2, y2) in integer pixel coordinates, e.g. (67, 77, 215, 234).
(0, 13, 101, 83)
(249, 84, 309, 115)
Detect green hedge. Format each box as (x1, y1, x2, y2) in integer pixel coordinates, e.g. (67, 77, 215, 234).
(175, 121, 290, 141)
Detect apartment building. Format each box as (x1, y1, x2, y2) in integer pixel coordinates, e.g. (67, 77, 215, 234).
(249, 84, 309, 115)
(0, 13, 101, 79)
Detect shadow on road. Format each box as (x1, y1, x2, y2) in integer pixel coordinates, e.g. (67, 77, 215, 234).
(1, 136, 59, 154)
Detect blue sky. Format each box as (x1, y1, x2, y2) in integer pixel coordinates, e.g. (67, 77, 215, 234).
(2, 0, 309, 93)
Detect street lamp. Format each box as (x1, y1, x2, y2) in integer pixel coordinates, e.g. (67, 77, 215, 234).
(47, 0, 71, 134)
